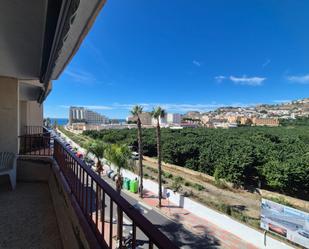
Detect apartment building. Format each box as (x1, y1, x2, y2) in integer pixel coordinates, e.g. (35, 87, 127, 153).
(152, 114, 168, 126)
(69, 106, 108, 125)
(0, 2, 176, 249)
(69, 107, 86, 123)
(251, 117, 280, 127)
(167, 113, 181, 125)
(85, 109, 108, 124)
(127, 112, 153, 126)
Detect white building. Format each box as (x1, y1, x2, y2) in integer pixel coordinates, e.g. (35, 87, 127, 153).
(152, 115, 167, 126)
(69, 107, 86, 124)
(167, 113, 181, 125)
(69, 107, 108, 125)
(85, 109, 108, 125)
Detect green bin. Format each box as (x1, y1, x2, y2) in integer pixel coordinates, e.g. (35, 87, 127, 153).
(123, 178, 130, 190)
(130, 180, 138, 193)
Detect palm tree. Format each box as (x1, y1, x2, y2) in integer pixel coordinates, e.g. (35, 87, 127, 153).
(84, 141, 106, 175)
(131, 105, 144, 198)
(106, 144, 131, 193)
(151, 107, 166, 207)
(105, 144, 131, 244)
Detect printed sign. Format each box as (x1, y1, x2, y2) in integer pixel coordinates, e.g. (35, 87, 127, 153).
(261, 198, 309, 248)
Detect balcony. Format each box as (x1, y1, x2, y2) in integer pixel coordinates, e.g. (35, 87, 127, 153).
(0, 126, 178, 249)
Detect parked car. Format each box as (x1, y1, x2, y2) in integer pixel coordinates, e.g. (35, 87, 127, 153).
(84, 157, 95, 167)
(131, 152, 139, 160)
(76, 152, 83, 159)
(298, 229, 309, 239)
(110, 172, 117, 181)
(107, 170, 114, 178)
(87, 160, 95, 167)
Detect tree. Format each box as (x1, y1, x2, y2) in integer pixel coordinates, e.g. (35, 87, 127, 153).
(44, 118, 51, 128)
(84, 141, 106, 175)
(105, 144, 131, 243)
(131, 105, 144, 197)
(106, 144, 131, 192)
(82, 126, 309, 197)
(53, 120, 58, 129)
(151, 107, 166, 207)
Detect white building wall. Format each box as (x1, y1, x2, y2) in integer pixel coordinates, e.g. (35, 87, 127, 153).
(167, 113, 181, 124)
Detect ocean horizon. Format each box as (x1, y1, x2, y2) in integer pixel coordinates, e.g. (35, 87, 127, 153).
(46, 118, 68, 126)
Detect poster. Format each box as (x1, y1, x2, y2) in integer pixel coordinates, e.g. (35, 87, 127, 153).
(261, 198, 309, 248)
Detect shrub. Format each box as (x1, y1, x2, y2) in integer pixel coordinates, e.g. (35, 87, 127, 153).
(149, 167, 158, 174)
(231, 209, 248, 222)
(184, 181, 192, 187)
(174, 176, 184, 182)
(218, 203, 232, 215)
(193, 183, 205, 191)
(171, 176, 183, 192)
(163, 171, 173, 179)
(214, 178, 229, 190)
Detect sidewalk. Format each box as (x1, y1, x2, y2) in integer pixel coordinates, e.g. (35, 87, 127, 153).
(128, 189, 258, 249)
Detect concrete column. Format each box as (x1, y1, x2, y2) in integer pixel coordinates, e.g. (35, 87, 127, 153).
(19, 101, 27, 135)
(0, 76, 19, 153)
(26, 101, 43, 126)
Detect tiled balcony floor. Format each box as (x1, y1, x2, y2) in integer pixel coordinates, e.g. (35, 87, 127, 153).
(0, 182, 62, 249)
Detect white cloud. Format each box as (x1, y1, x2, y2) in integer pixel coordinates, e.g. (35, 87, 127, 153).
(59, 105, 113, 110)
(287, 74, 309, 84)
(272, 100, 291, 104)
(214, 75, 226, 83)
(64, 68, 113, 86)
(83, 105, 114, 110)
(262, 59, 271, 68)
(229, 75, 266, 86)
(59, 102, 260, 114)
(64, 69, 97, 84)
(192, 60, 201, 67)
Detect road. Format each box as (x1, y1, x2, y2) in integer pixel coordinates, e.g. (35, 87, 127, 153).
(55, 128, 222, 249)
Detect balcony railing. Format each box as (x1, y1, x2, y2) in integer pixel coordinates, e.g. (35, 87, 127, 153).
(19, 127, 53, 156)
(20, 127, 178, 249)
(23, 125, 47, 135)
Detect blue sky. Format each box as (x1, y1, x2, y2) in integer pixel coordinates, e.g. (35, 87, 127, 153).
(45, 0, 309, 119)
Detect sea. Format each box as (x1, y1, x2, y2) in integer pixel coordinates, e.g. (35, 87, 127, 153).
(48, 118, 68, 126)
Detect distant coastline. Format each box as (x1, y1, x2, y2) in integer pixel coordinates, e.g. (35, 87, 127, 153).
(46, 118, 68, 126)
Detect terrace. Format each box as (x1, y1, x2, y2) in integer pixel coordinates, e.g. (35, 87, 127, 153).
(0, 127, 178, 249)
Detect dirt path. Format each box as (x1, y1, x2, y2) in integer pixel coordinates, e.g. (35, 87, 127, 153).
(142, 156, 261, 221)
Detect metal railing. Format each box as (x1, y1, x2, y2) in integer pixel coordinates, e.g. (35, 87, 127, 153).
(23, 125, 47, 135)
(19, 126, 178, 249)
(54, 138, 178, 249)
(19, 127, 53, 156)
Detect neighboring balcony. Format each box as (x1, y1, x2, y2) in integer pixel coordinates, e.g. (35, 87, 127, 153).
(0, 126, 178, 249)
